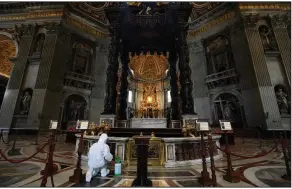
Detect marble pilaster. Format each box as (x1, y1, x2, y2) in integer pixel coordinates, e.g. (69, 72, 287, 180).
(270, 15, 291, 86)
(0, 25, 35, 130)
(243, 16, 283, 130)
(28, 24, 71, 130)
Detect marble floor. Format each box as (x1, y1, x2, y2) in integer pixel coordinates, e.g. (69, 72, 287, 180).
(0, 134, 290, 187)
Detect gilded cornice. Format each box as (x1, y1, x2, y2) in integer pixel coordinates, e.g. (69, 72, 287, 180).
(64, 13, 109, 38)
(188, 11, 236, 37)
(239, 3, 291, 11)
(0, 10, 63, 22)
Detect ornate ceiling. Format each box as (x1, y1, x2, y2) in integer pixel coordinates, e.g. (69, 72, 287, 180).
(129, 52, 168, 82)
(0, 35, 16, 78)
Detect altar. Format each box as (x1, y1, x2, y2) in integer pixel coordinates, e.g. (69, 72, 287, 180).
(130, 118, 167, 128)
(75, 134, 222, 167)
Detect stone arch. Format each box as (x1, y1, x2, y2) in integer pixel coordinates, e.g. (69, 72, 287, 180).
(60, 92, 89, 129)
(61, 91, 89, 106)
(211, 90, 247, 127)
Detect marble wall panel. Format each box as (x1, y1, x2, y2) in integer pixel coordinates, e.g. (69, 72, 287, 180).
(0, 89, 19, 129)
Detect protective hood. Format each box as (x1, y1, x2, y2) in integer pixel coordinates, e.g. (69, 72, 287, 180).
(87, 133, 113, 168)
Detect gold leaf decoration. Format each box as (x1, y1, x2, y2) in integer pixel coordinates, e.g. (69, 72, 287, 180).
(0, 39, 16, 78)
(129, 52, 168, 82)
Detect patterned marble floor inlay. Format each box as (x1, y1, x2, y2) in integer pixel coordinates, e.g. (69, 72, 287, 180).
(124, 170, 196, 177)
(0, 136, 290, 187)
(0, 162, 41, 187)
(114, 179, 169, 187)
(255, 168, 291, 187)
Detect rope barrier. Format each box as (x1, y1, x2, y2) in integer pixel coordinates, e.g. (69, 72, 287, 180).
(0, 142, 48, 163)
(215, 140, 280, 159)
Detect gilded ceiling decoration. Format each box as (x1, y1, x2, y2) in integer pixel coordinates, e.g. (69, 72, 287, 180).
(129, 52, 168, 82)
(0, 39, 16, 78)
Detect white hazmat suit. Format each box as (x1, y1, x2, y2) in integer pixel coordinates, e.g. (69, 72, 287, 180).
(86, 133, 113, 182)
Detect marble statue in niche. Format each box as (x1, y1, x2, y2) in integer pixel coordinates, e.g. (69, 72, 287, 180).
(275, 87, 290, 114)
(213, 93, 245, 125)
(32, 34, 45, 54)
(68, 100, 87, 121)
(20, 91, 32, 115)
(223, 101, 235, 122)
(258, 25, 278, 52)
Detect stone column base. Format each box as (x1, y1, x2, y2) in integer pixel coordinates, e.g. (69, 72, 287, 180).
(182, 114, 198, 126)
(100, 114, 116, 127)
(116, 120, 128, 128)
(171, 120, 181, 128)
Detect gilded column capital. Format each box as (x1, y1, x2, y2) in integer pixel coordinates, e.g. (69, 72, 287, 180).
(242, 14, 260, 29)
(270, 14, 289, 29)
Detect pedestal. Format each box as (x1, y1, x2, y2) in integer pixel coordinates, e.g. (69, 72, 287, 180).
(171, 120, 181, 128)
(116, 120, 128, 128)
(182, 114, 198, 126)
(131, 136, 152, 187)
(100, 114, 116, 127)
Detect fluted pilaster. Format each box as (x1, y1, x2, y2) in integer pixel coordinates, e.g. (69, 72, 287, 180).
(270, 15, 291, 86)
(243, 15, 283, 129)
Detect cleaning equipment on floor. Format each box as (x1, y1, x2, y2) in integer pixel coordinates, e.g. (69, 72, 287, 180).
(114, 156, 122, 176)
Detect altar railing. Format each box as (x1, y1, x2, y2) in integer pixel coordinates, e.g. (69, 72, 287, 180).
(75, 134, 222, 168)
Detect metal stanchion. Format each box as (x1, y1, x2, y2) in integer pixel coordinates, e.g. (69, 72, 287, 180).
(280, 133, 291, 180)
(207, 134, 217, 187)
(223, 131, 240, 183)
(69, 131, 84, 184)
(7, 133, 17, 156)
(40, 130, 56, 187)
(198, 131, 212, 186)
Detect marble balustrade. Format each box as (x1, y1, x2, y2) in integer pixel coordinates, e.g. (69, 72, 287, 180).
(75, 134, 222, 167)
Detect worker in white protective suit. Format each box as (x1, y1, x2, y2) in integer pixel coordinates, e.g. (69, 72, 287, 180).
(86, 133, 113, 182)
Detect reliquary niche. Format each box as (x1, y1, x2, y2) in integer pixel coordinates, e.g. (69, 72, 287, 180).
(71, 42, 93, 75)
(258, 25, 279, 52)
(30, 33, 45, 56)
(205, 35, 235, 74)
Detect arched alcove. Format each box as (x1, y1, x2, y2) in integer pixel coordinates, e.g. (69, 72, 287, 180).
(212, 92, 246, 127)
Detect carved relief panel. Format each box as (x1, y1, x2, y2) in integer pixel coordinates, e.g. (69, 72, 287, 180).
(71, 42, 93, 75)
(204, 34, 235, 74)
